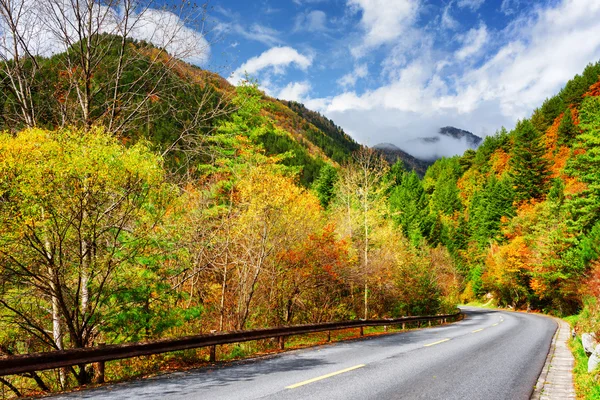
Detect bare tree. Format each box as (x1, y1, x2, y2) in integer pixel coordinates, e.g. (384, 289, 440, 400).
(340, 147, 389, 319)
(0, 0, 42, 128)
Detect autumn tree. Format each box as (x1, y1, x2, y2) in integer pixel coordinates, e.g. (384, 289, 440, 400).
(0, 128, 175, 386)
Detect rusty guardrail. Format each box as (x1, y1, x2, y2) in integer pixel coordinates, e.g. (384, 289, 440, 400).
(0, 311, 462, 380)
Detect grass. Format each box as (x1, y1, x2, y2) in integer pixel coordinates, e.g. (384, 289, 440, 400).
(569, 335, 600, 399)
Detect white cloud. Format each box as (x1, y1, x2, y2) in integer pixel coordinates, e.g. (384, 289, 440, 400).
(219, 23, 283, 46)
(229, 46, 313, 84)
(441, 4, 460, 30)
(130, 8, 210, 65)
(455, 23, 488, 61)
(457, 0, 485, 11)
(305, 0, 600, 157)
(500, 0, 521, 16)
(349, 0, 420, 57)
(277, 81, 312, 101)
(337, 63, 368, 88)
(294, 10, 328, 32)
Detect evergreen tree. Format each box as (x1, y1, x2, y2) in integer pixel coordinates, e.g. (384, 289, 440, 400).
(509, 119, 551, 201)
(469, 175, 515, 246)
(389, 171, 429, 243)
(312, 164, 339, 208)
(566, 96, 600, 232)
(558, 110, 579, 146)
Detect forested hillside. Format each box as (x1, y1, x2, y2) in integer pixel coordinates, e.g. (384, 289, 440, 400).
(396, 62, 600, 319)
(0, 35, 360, 187)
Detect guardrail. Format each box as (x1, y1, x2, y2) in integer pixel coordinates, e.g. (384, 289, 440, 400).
(0, 311, 462, 382)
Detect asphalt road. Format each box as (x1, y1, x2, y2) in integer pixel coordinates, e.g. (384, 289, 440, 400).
(53, 307, 557, 400)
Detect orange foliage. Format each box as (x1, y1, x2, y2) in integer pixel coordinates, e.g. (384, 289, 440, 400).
(488, 148, 510, 178)
(550, 146, 571, 178)
(584, 260, 600, 298)
(544, 115, 560, 154)
(456, 167, 485, 205)
(564, 176, 587, 197)
(584, 80, 600, 98)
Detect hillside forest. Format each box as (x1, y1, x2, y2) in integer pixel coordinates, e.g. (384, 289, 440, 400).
(0, 0, 600, 396)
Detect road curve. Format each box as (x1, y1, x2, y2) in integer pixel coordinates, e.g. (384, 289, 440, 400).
(52, 307, 557, 400)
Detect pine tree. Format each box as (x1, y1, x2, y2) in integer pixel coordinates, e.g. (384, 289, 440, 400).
(509, 119, 551, 201)
(469, 175, 515, 246)
(313, 164, 339, 207)
(558, 110, 579, 146)
(389, 171, 429, 243)
(566, 96, 600, 232)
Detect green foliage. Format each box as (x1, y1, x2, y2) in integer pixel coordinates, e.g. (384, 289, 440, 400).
(509, 119, 551, 201)
(283, 100, 360, 161)
(566, 96, 600, 231)
(389, 171, 430, 244)
(558, 110, 579, 146)
(312, 164, 339, 208)
(0, 127, 178, 353)
(472, 128, 510, 172)
(570, 335, 600, 399)
(469, 175, 515, 246)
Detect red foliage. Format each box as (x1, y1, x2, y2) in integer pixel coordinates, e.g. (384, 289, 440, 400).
(584, 80, 600, 98)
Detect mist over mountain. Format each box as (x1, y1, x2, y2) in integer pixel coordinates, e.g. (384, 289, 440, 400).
(374, 126, 482, 165)
(372, 143, 433, 177)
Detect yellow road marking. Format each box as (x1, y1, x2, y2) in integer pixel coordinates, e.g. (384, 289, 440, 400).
(286, 364, 366, 389)
(492, 323, 498, 326)
(424, 338, 450, 347)
(472, 328, 484, 333)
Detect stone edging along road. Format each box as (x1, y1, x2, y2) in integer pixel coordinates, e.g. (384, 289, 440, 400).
(531, 317, 576, 399)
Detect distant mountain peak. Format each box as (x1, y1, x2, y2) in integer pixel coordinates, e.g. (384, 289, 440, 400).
(439, 126, 482, 148)
(373, 142, 402, 151)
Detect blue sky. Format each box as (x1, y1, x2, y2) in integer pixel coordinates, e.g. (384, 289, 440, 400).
(199, 0, 600, 157)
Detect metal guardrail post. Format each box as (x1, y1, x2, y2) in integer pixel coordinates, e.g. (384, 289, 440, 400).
(96, 343, 105, 384)
(278, 336, 285, 350)
(209, 345, 216, 362)
(359, 326, 364, 336)
(327, 331, 331, 342)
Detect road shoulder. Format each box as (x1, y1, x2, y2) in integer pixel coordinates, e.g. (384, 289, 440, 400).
(531, 317, 576, 400)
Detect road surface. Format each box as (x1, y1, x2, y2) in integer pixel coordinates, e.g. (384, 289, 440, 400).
(53, 307, 557, 400)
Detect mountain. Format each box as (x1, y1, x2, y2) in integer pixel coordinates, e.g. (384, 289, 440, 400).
(439, 126, 482, 148)
(372, 142, 433, 177)
(373, 126, 482, 173)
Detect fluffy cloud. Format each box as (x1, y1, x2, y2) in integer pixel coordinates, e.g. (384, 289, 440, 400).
(130, 8, 210, 65)
(349, 0, 420, 56)
(306, 0, 600, 156)
(229, 46, 312, 84)
(277, 81, 312, 101)
(337, 63, 369, 88)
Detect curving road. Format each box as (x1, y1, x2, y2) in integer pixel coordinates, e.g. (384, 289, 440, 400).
(53, 307, 557, 400)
